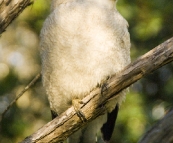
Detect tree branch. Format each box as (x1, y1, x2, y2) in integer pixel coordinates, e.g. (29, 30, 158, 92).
(138, 109, 173, 143)
(3, 1, 173, 143)
(0, 73, 41, 121)
(0, 0, 33, 34)
(20, 37, 173, 143)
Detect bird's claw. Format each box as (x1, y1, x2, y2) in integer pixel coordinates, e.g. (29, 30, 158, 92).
(72, 99, 87, 122)
(99, 76, 110, 96)
(76, 109, 86, 122)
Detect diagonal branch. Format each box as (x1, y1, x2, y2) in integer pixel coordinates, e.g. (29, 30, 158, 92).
(138, 109, 173, 143)
(3, 1, 173, 143)
(20, 37, 173, 143)
(0, 0, 33, 34)
(0, 73, 41, 121)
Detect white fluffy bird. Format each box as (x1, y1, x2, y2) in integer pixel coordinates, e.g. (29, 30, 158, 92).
(40, 0, 130, 142)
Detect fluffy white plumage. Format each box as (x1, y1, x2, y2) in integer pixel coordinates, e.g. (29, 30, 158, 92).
(40, 0, 130, 142)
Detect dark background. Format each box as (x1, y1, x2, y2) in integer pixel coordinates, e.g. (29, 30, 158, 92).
(0, 0, 173, 142)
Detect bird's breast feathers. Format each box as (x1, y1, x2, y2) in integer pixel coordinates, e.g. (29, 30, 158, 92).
(40, 0, 130, 112)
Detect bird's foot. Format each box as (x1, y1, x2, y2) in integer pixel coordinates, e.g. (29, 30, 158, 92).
(96, 76, 110, 108)
(97, 76, 110, 96)
(72, 98, 87, 122)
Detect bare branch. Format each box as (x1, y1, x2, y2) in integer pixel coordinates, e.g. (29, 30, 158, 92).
(0, 73, 41, 121)
(20, 37, 173, 143)
(1, 1, 173, 142)
(0, 0, 33, 34)
(138, 109, 173, 143)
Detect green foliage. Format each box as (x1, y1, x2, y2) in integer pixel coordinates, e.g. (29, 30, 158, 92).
(0, 0, 173, 142)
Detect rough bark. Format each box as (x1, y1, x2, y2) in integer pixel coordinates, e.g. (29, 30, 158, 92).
(20, 37, 173, 143)
(1, 1, 173, 142)
(138, 109, 173, 143)
(0, 0, 33, 34)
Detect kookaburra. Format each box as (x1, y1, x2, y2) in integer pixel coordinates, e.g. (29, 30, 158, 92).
(40, 0, 130, 142)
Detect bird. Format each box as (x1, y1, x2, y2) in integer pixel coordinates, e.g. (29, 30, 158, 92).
(39, 0, 131, 142)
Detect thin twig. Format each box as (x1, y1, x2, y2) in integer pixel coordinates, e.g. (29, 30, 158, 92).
(0, 72, 41, 121)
